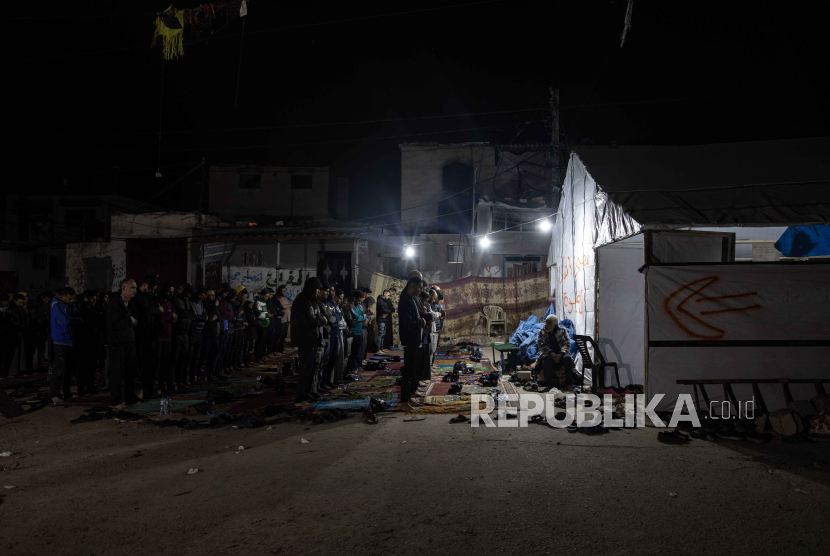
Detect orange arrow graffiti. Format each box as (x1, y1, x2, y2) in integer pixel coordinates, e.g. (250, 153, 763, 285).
(662, 276, 761, 340)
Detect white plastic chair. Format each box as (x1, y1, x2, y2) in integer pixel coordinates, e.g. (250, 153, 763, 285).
(482, 305, 506, 335)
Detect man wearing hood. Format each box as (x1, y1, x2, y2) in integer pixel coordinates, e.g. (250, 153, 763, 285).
(155, 282, 179, 394)
(5, 294, 30, 379)
(133, 275, 163, 399)
(291, 277, 327, 405)
(398, 277, 430, 402)
(75, 290, 102, 396)
(186, 286, 207, 386)
(106, 279, 139, 408)
(171, 284, 194, 387)
(313, 280, 336, 393)
(26, 291, 52, 373)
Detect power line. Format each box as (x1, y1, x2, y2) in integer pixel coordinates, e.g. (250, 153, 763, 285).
(56, 121, 544, 153)
(18, 108, 545, 138)
(2, 12, 156, 20)
(0, 161, 198, 174)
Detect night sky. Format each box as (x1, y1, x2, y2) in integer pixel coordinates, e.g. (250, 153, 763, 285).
(3, 0, 828, 220)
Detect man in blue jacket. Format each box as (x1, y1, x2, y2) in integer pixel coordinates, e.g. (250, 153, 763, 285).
(50, 287, 82, 403)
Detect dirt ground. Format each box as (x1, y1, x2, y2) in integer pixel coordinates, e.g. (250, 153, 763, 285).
(1, 405, 829, 556)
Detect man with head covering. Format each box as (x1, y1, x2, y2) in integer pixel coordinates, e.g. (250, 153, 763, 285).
(536, 314, 574, 392)
(291, 277, 327, 405)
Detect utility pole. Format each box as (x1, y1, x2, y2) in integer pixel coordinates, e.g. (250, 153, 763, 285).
(550, 87, 561, 188)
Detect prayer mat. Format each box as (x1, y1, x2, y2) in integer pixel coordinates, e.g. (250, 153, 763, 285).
(422, 395, 471, 405)
(461, 385, 497, 395)
(128, 398, 204, 415)
(313, 392, 399, 410)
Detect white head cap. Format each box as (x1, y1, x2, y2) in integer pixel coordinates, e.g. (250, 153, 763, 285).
(545, 314, 559, 327)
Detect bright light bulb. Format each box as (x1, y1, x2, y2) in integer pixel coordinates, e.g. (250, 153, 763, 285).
(539, 219, 552, 231)
(404, 246, 415, 257)
(479, 236, 491, 248)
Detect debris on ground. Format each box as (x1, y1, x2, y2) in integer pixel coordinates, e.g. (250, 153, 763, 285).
(187, 468, 200, 475)
(301, 439, 309, 444)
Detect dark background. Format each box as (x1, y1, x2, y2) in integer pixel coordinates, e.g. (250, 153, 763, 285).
(2, 0, 828, 220)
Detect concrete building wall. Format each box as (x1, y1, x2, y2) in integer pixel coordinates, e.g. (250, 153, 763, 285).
(213, 238, 370, 296)
(374, 231, 549, 284)
(111, 212, 213, 239)
(400, 144, 498, 231)
(65, 241, 126, 293)
(209, 166, 330, 221)
(0, 249, 66, 295)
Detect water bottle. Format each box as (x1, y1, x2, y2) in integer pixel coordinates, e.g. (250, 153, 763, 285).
(256, 374, 262, 390)
(159, 397, 166, 416)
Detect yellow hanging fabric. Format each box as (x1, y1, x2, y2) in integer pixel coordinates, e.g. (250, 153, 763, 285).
(152, 6, 185, 60)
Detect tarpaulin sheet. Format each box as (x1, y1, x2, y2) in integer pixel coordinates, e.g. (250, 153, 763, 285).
(774, 225, 830, 258)
(644, 262, 830, 412)
(573, 138, 830, 230)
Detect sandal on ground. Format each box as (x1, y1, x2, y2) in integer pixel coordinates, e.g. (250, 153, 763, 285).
(658, 430, 690, 444)
(449, 414, 468, 423)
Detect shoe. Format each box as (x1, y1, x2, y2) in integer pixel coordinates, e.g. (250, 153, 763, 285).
(718, 427, 745, 441)
(744, 430, 773, 443)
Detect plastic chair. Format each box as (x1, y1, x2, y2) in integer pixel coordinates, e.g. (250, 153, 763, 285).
(572, 335, 620, 390)
(482, 305, 506, 335)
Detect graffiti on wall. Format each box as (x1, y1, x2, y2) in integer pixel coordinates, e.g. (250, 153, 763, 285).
(663, 275, 762, 340)
(482, 265, 502, 278)
(557, 254, 590, 284)
(226, 267, 316, 302)
(111, 261, 126, 290)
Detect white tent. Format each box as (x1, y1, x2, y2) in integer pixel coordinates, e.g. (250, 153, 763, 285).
(549, 137, 830, 411)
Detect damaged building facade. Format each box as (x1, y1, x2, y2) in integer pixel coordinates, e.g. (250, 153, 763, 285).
(388, 142, 557, 283)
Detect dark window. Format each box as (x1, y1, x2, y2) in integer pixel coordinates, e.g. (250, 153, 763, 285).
(504, 256, 540, 277)
(83, 257, 112, 292)
(290, 174, 313, 190)
(239, 174, 262, 190)
(438, 162, 474, 233)
(58, 198, 101, 208)
(32, 253, 47, 269)
(49, 255, 63, 281)
(65, 209, 99, 241)
(447, 243, 465, 264)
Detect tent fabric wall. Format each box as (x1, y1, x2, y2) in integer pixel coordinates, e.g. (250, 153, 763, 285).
(552, 154, 599, 347)
(644, 262, 830, 412)
(597, 242, 644, 387)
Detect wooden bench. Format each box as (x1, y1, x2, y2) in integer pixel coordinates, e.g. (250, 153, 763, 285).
(676, 378, 829, 416)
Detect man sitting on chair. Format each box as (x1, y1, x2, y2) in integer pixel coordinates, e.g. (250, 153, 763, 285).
(536, 314, 574, 392)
